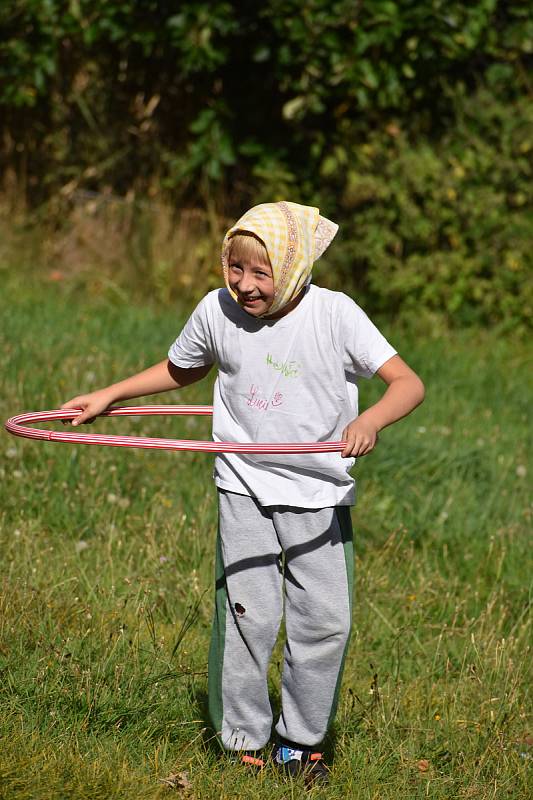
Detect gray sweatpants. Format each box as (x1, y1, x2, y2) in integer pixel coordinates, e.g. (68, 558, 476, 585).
(208, 489, 354, 751)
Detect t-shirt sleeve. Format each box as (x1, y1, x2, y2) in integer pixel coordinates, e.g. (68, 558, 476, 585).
(168, 295, 215, 368)
(335, 294, 397, 379)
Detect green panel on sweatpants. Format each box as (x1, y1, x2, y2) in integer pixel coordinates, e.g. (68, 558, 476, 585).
(207, 527, 227, 739)
(326, 506, 354, 730)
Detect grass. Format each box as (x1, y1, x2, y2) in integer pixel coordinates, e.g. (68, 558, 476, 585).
(0, 275, 531, 799)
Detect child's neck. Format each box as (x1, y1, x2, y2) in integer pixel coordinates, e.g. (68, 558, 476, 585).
(263, 288, 307, 320)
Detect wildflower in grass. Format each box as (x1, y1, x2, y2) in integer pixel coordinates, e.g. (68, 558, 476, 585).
(48, 270, 64, 281)
(516, 465, 527, 478)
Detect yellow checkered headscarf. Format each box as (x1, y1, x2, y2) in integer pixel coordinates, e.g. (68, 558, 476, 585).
(221, 201, 338, 317)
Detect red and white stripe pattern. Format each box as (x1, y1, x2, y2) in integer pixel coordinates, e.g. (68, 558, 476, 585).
(5, 406, 345, 454)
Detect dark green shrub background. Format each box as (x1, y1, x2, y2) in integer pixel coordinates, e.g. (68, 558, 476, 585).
(1, 1, 531, 329)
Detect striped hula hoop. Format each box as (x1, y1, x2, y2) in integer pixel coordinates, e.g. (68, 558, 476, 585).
(5, 406, 345, 454)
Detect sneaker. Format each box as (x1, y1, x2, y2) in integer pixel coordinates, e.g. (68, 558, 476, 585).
(273, 743, 329, 787)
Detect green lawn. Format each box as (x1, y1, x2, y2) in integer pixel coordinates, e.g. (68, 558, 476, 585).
(1, 280, 531, 799)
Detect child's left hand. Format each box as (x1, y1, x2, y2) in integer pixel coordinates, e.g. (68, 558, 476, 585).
(340, 355, 425, 458)
(341, 416, 379, 458)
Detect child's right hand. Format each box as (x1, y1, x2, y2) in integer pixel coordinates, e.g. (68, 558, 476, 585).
(61, 389, 116, 426)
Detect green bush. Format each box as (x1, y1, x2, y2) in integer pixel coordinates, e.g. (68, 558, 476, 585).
(1, 1, 531, 195)
(312, 90, 532, 331)
(0, 1, 531, 329)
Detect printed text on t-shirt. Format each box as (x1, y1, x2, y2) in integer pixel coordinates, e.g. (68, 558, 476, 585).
(266, 353, 301, 378)
(246, 384, 284, 411)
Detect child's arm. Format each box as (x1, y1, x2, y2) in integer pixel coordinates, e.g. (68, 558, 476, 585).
(341, 355, 425, 458)
(61, 359, 212, 426)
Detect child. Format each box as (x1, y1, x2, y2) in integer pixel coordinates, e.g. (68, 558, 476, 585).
(63, 201, 424, 785)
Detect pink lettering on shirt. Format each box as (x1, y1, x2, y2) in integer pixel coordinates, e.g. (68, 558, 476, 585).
(246, 384, 269, 410)
(246, 384, 284, 411)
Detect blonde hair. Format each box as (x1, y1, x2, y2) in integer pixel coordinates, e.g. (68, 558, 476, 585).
(228, 233, 271, 267)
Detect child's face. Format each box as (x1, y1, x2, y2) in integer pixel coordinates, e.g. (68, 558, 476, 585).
(228, 253, 275, 317)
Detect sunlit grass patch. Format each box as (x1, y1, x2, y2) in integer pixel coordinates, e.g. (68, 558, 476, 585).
(1, 283, 531, 799)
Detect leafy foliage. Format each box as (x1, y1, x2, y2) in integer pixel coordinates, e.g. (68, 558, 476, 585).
(313, 90, 533, 330)
(0, 1, 531, 328)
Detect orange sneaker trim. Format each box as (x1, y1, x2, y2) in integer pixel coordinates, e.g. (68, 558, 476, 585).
(241, 754, 265, 767)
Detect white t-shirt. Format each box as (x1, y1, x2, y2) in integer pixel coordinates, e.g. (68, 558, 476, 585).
(168, 285, 396, 507)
